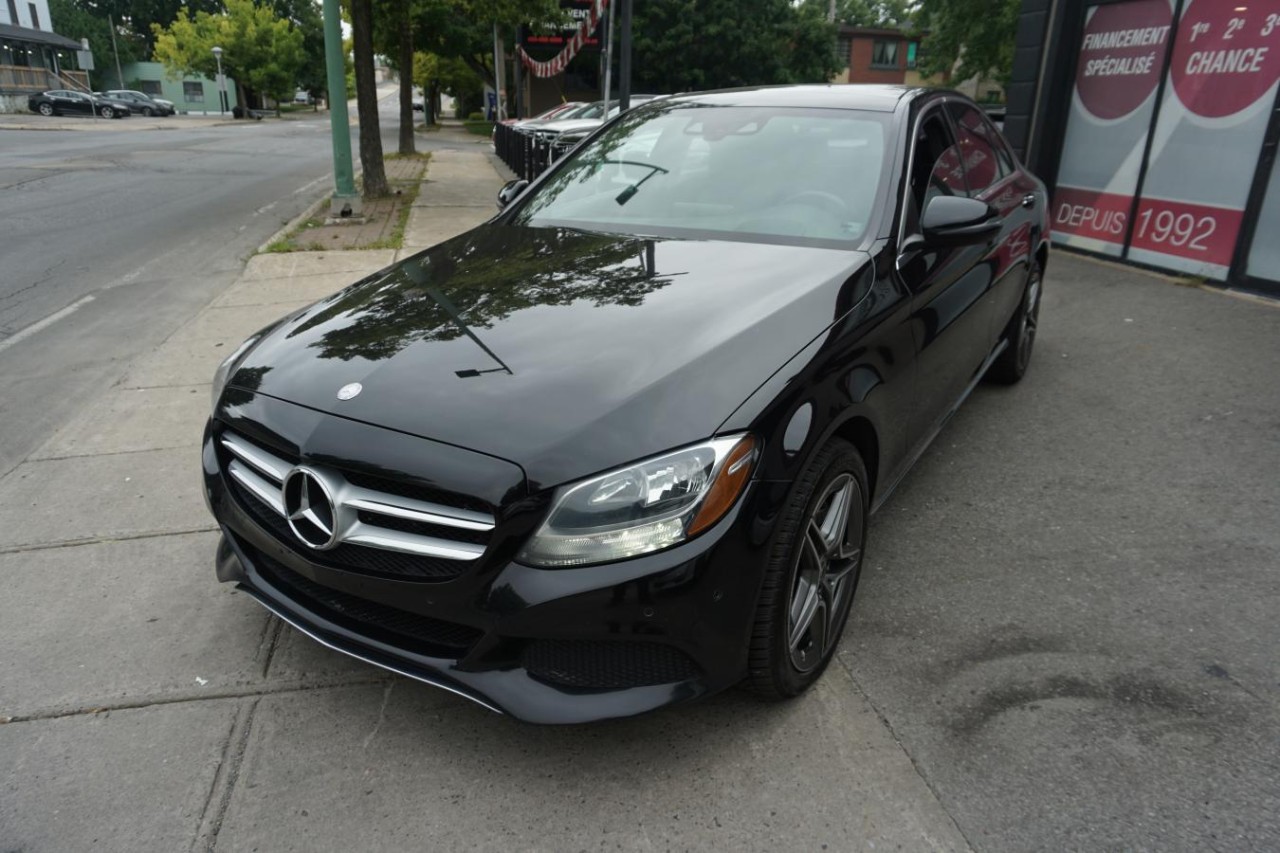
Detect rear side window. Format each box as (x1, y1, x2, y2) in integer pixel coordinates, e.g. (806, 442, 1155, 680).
(946, 103, 1011, 196)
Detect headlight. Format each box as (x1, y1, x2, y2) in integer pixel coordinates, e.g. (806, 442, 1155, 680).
(517, 434, 757, 568)
(210, 335, 260, 414)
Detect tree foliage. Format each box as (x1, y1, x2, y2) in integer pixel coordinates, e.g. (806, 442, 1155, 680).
(74, 0, 222, 55)
(914, 0, 1019, 85)
(629, 0, 840, 94)
(268, 0, 326, 100)
(48, 0, 146, 88)
(152, 0, 306, 104)
(825, 0, 913, 27)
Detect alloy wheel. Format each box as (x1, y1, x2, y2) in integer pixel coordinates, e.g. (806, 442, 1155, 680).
(787, 473, 863, 672)
(1017, 271, 1041, 373)
(39, 103, 53, 116)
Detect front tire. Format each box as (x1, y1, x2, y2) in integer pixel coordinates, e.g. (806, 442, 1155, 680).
(99, 106, 115, 119)
(141, 106, 153, 117)
(988, 263, 1042, 385)
(38, 102, 54, 116)
(747, 438, 869, 699)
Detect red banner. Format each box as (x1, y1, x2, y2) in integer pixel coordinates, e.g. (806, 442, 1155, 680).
(517, 0, 609, 78)
(1051, 186, 1133, 246)
(1129, 196, 1243, 267)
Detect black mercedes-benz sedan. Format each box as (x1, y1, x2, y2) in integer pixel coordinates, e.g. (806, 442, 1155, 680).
(204, 85, 1049, 723)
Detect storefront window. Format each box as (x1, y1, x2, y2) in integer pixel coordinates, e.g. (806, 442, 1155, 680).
(1049, 0, 1174, 258)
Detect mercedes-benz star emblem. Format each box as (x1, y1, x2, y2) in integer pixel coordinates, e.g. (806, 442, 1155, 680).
(337, 382, 362, 401)
(282, 468, 338, 549)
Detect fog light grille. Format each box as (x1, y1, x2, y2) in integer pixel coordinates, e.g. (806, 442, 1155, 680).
(523, 639, 699, 691)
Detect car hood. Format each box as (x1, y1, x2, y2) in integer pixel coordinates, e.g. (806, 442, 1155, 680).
(230, 225, 868, 488)
(537, 118, 603, 135)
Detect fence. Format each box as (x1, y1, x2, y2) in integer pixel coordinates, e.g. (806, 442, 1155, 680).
(0, 65, 57, 94)
(0, 66, 91, 95)
(493, 122, 557, 183)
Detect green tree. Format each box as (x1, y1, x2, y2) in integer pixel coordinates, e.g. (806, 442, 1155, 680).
(152, 0, 306, 108)
(818, 0, 913, 27)
(413, 50, 482, 120)
(82, 0, 222, 56)
(269, 0, 326, 106)
(350, 0, 389, 196)
(630, 0, 840, 94)
(48, 0, 146, 89)
(914, 0, 1019, 85)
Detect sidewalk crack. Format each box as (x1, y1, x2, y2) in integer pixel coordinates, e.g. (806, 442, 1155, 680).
(837, 653, 976, 852)
(191, 697, 259, 853)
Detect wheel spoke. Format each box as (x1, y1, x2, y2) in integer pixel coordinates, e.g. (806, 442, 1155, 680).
(817, 477, 854, 552)
(789, 583, 821, 649)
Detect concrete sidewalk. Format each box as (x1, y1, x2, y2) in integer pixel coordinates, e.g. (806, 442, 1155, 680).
(0, 143, 969, 852)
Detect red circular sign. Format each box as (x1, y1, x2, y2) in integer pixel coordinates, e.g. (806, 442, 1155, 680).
(1075, 0, 1174, 120)
(1169, 0, 1280, 118)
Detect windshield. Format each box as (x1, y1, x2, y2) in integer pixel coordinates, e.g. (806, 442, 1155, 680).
(511, 103, 889, 246)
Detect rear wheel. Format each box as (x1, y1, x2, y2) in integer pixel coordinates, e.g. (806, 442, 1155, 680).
(747, 439, 868, 699)
(988, 263, 1042, 385)
(38, 102, 54, 116)
(141, 106, 153, 117)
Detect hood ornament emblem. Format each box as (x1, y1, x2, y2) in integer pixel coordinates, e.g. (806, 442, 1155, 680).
(336, 382, 362, 401)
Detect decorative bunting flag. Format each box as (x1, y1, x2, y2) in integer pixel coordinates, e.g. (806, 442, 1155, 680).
(516, 0, 610, 78)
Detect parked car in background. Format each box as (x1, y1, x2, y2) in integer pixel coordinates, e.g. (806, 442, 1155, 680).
(500, 101, 585, 128)
(294, 90, 313, 105)
(203, 85, 1049, 724)
(102, 90, 175, 116)
(531, 95, 665, 158)
(27, 90, 132, 119)
(492, 101, 588, 147)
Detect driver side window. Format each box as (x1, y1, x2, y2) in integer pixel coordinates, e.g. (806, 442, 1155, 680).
(907, 110, 966, 230)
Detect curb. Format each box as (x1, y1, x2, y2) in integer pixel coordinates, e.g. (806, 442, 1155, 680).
(256, 191, 331, 254)
(255, 162, 367, 254)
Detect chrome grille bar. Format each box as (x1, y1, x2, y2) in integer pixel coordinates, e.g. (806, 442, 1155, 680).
(344, 490, 494, 532)
(345, 523, 487, 560)
(219, 430, 494, 563)
(227, 460, 287, 516)
(221, 434, 290, 483)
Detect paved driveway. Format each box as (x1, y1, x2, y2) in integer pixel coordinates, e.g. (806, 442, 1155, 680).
(846, 253, 1280, 849)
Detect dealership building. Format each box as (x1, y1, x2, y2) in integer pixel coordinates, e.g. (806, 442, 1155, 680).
(1005, 0, 1280, 295)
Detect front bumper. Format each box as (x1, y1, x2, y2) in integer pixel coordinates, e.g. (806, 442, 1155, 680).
(203, 411, 777, 724)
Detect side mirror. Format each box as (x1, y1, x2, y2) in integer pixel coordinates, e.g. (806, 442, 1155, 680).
(920, 196, 1001, 247)
(497, 179, 528, 210)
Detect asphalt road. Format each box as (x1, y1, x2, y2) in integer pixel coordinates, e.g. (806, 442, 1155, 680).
(0, 92, 465, 478)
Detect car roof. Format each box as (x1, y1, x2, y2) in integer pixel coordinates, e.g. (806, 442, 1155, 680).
(657, 84, 930, 113)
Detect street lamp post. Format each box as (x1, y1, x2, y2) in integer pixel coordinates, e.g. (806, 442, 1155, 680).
(211, 46, 227, 116)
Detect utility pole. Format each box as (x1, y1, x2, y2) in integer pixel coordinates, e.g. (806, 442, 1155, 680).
(513, 25, 524, 119)
(600, 6, 612, 104)
(322, 0, 360, 217)
(618, 0, 632, 111)
(492, 24, 505, 120)
(107, 13, 124, 89)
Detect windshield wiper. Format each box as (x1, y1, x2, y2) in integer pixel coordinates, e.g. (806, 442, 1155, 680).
(593, 160, 669, 205)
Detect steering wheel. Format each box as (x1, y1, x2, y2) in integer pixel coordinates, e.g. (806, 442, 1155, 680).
(779, 190, 849, 215)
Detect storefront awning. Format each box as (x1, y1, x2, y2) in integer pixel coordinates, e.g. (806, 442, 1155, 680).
(0, 23, 84, 51)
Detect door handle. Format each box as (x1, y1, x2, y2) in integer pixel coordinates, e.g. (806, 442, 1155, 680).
(1021, 193, 1037, 209)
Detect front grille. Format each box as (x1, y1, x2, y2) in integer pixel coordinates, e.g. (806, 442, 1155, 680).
(523, 639, 700, 691)
(253, 548, 483, 656)
(217, 426, 494, 582)
(233, 485, 471, 580)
